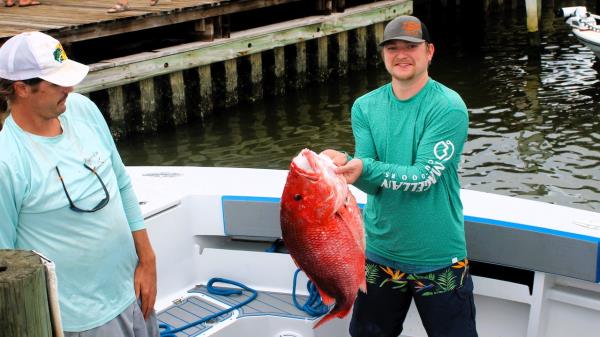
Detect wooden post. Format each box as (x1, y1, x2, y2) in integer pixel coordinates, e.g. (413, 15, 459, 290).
(169, 71, 187, 125)
(317, 36, 329, 82)
(198, 65, 213, 119)
(296, 41, 307, 88)
(368, 23, 384, 66)
(333, 0, 345, 12)
(0, 250, 52, 337)
(194, 18, 215, 41)
(483, 0, 490, 13)
(315, 0, 332, 14)
(224, 59, 238, 107)
(108, 86, 125, 139)
(214, 15, 231, 39)
(249, 53, 263, 102)
(336, 31, 348, 76)
(273, 47, 286, 95)
(353, 27, 367, 70)
(373, 22, 385, 46)
(525, 0, 541, 46)
(139, 78, 158, 132)
(525, 0, 539, 33)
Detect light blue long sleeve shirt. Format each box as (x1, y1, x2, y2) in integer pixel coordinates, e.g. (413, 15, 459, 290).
(0, 93, 145, 331)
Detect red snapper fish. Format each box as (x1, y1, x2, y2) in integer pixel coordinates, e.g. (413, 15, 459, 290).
(280, 148, 366, 328)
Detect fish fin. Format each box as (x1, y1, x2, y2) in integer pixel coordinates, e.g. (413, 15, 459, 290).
(317, 287, 336, 306)
(313, 311, 335, 329)
(313, 305, 353, 329)
(335, 305, 352, 319)
(336, 193, 365, 251)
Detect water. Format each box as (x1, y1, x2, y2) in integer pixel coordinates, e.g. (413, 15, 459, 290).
(117, 0, 600, 212)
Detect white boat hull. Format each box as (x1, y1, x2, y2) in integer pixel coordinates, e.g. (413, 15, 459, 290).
(129, 166, 600, 337)
(560, 6, 600, 58)
(572, 29, 600, 58)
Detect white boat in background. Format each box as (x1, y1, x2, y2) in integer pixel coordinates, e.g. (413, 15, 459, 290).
(560, 6, 600, 58)
(130, 166, 600, 337)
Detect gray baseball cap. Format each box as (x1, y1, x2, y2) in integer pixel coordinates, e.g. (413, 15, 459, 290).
(379, 15, 431, 46)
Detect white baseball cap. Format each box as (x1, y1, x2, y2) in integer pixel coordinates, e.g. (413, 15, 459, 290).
(0, 31, 89, 87)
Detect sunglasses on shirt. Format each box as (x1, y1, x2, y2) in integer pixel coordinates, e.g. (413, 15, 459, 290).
(55, 163, 110, 213)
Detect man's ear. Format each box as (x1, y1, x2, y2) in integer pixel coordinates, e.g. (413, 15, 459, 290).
(12, 81, 30, 98)
(427, 43, 435, 59)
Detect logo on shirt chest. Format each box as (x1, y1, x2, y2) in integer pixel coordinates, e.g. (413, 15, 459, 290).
(84, 152, 108, 170)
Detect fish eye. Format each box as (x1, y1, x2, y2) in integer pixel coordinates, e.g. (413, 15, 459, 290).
(293, 194, 302, 201)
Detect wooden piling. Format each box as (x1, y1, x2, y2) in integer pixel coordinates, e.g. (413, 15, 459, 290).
(333, 0, 345, 12)
(483, 0, 490, 13)
(315, 0, 332, 14)
(373, 22, 385, 46)
(249, 53, 264, 102)
(317, 36, 329, 82)
(367, 23, 383, 66)
(0, 250, 52, 337)
(107, 86, 126, 139)
(352, 27, 368, 70)
(525, 0, 541, 45)
(224, 59, 239, 108)
(296, 41, 307, 88)
(525, 0, 539, 32)
(169, 71, 187, 125)
(194, 18, 215, 41)
(336, 31, 349, 76)
(273, 47, 286, 96)
(139, 78, 158, 133)
(198, 65, 213, 119)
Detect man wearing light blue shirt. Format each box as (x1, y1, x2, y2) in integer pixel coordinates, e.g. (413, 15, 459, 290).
(0, 31, 159, 337)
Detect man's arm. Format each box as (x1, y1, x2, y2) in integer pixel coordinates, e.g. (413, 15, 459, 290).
(84, 96, 158, 317)
(132, 229, 157, 319)
(355, 107, 468, 193)
(348, 103, 383, 194)
(0, 163, 20, 249)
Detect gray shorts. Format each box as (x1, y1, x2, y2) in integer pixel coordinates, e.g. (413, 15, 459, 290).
(64, 299, 159, 337)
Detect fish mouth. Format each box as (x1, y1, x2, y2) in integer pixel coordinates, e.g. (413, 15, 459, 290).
(291, 149, 323, 181)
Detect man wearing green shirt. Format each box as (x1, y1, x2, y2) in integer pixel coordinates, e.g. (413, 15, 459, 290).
(323, 15, 478, 337)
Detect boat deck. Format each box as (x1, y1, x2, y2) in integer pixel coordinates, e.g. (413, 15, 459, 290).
(157, 284, 317, 336)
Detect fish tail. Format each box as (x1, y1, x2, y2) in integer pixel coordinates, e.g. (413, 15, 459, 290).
(313, 311, 336, 329)
(312, 303, 353, 329)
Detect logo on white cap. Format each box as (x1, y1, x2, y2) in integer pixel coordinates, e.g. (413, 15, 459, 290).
(53, 43, 68, 63)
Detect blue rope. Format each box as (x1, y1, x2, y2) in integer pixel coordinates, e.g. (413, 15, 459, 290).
(291, 268, 329, 317)
(159, 278, 258, 337)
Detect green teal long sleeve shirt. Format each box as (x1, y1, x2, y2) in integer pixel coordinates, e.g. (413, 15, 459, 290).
(352, 79, 469, 266)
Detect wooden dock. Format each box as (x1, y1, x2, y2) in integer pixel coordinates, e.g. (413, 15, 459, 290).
(0, 0, 344, 44)
(0, 0, 412, 138)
